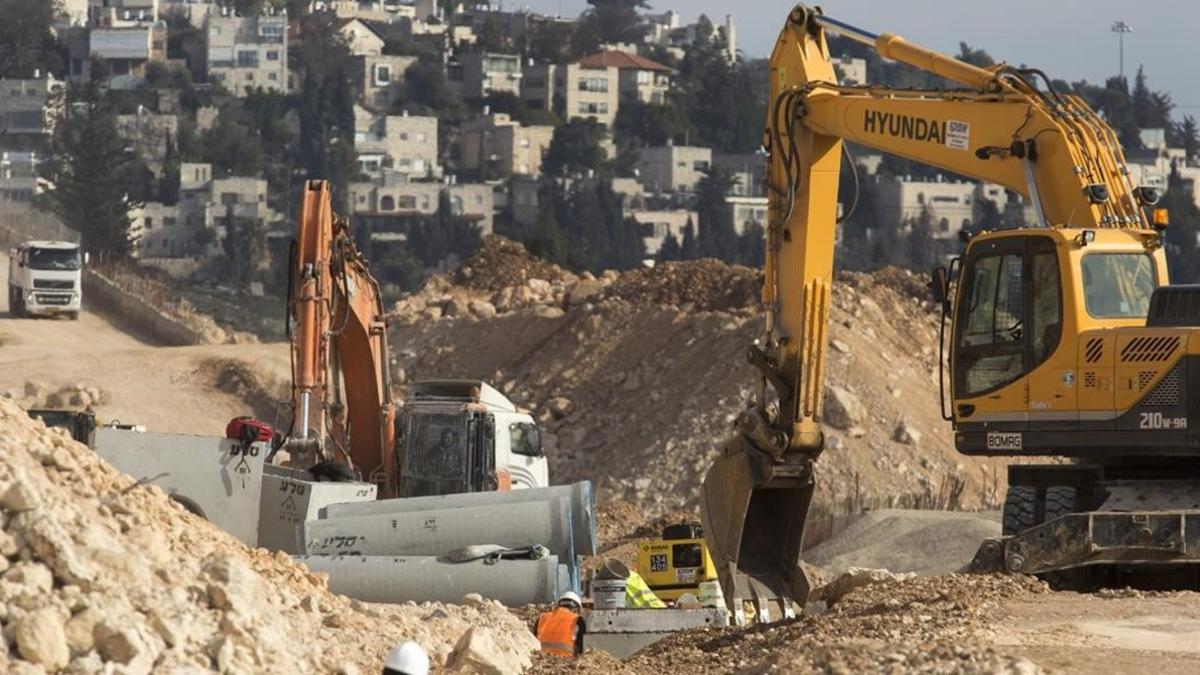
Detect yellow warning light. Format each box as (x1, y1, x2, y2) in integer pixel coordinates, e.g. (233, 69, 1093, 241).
(1153, 208, 1170, 230)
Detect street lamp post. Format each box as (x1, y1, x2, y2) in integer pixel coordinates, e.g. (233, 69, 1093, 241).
(1112, 21, 1133, 79)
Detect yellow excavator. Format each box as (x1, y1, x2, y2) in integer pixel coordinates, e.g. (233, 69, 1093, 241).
(703, 4, 1190, 623)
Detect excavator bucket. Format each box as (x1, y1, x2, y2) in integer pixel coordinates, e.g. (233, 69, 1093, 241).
(701, 438, 815, 624)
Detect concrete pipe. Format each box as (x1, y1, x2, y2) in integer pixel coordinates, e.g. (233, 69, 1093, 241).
(320, 482, 597, 555)
(303, 498, 577, 561)
(295, 555, 568, 605)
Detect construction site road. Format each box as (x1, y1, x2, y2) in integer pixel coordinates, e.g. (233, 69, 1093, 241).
(0, 251, 289, 435)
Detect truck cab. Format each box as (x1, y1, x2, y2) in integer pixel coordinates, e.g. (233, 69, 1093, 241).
(396, 380, 550, 497)
(7, 240, 84, 319)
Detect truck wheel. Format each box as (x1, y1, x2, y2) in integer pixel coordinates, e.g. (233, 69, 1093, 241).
(68, 311, 79, 321)
(1042, 486, 1077, 522)
(1002, 485, 1038, 535)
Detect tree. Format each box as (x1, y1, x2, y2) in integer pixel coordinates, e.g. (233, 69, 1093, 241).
(656, 232, 682, 262)
(407, 191, 482, 267)
(41, 82, 139, 261)
(1163, 166, 1200, 283)
(736, 221, 765, 267)
(222, 205, 266, 289)
(1132, 66, 1154, 129)
(907, 205, 935, 270)
(573, 0, 649, 55)
(1179, 116, 1200, 161)
(543, 119, 609, 177)
(202, 113, 265, 177)
(680, 217, 699, 260)
(614, 101, 689, 148)
(295, 14, 358, 212)
(0, 0, 61, 79)
(695, 166, 739, 260)
(957, 43, 995, 68)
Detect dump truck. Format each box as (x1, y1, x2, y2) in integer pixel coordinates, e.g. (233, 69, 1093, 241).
(702, 4, 1196, 623)
(7, 240, 84, 319)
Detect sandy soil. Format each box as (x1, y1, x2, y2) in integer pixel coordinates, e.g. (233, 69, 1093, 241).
(989, 591, 1200, 674)
(0, 252, 290, 435)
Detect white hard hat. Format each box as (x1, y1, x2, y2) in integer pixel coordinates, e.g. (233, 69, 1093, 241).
(557, 591, 582, 608)
(383, 641, 429, 675)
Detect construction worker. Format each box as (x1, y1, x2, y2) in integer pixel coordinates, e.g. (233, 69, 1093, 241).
(535, 591, 586, 657)
(382, 641, 429, 675)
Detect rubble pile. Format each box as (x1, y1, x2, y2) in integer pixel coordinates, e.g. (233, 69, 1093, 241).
(0, 398, 538, 674)
(3, 382, 109, 411)
(601, 574, 1045, 674)
(389, 238, 1007, 517)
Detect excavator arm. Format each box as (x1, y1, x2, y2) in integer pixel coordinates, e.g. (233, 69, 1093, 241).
(702, 4, 1154, 623)
(288, 181, 398, 497)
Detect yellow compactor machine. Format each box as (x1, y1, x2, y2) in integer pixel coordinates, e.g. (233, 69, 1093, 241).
(702, 4, 1200, 623)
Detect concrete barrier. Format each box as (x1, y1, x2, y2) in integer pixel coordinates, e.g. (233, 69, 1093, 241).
(82, 269, 203, 346)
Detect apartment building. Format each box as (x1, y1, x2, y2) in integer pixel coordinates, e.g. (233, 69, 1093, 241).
(0, 77, 64, 138)
(90, 0, 160, 24)
(713, 152, 765, 197)
(66, 23, 168, 88)
(631, 209, 695, 257)
(207, 12, 289, 96)
(459, 113, 554, 177)
(354, 54, 417, 110)
(353, 106, 440, 178)
(523, 62, 620, 128)
(0, 153, 43, 203)
(644, 11, 736, 62)
(335, 17, 385, 56)
(578, 50, 671, 105)
(350, 175, 495, 234)
(451, 51, 523, 99)
(874, 177, 977, 236)
(636, 144, 712, 193)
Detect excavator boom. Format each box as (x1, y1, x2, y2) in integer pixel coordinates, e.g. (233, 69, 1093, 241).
(288, 181, 397, 496)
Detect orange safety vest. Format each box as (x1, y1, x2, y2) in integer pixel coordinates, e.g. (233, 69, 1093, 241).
(536, 607, 580, 657)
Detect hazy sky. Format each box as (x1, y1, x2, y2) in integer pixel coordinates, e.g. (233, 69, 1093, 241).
(516, 0, 1200, 118)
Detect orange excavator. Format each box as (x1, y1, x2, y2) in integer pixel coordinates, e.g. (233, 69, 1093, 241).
(278, 181, 550, 500)
(284, 180, 398, 496)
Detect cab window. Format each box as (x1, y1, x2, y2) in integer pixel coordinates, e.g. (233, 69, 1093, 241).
(1030, 249, 1062, 364)
(957, 252, 1026, 396)
(1081, 254, 1156, 318)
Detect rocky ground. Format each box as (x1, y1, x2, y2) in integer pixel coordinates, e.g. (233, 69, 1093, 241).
(390, 236, 1007, 520)
(0, 398, 539, 674)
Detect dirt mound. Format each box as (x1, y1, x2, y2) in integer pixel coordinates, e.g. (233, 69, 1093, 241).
(389, 249, 1007, 520)
(600, 260, 759, 314)
(804, 509, 1001, 575)
(0, 398, 536, 673)
(456, 236, 571, 292)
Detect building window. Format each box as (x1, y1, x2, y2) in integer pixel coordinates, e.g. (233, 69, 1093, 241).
(268, 72, 277, 81)
(237, 51, 259, 68)
(164, 217, 177, 227)
(374, 65, 391, 85)
(450, 195, 464, 214)
(267, 50, 280, 61)
(421, 194, 431, 209)
(578, 102, 609, 115)
(693, 160, 709, 171)
(398, 195, 417, 209)
(220, 193, 238, 205)
(380, 196, 396, 211)
(637, 70, 651, 84)
(931, 195, 960, 203)
(578, 77, 609, 92)
(260, 24, 284, 42)
(144, 217, 154, 229)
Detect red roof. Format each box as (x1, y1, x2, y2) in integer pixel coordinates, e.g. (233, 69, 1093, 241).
(578, 51, 671, 73)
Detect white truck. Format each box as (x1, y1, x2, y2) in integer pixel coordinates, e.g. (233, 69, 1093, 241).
(7, 240, 84, 319)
